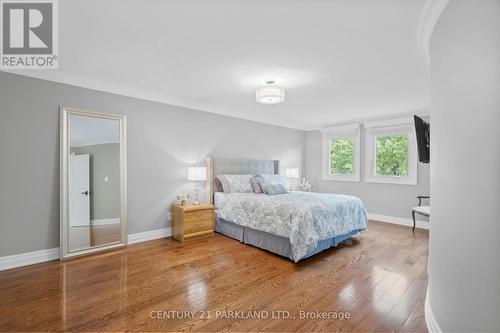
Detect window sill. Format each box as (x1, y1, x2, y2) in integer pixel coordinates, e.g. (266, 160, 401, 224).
(322, 176, 360, 182)
(365, 176, 417, 185)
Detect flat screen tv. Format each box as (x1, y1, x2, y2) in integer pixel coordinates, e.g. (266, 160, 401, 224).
(414, 115, 430, 163)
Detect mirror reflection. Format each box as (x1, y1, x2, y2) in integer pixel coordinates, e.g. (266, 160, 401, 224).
(68, 114, 121, 252)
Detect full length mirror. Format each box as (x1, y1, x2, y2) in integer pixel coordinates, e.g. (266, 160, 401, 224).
(60, 107, 127, 259)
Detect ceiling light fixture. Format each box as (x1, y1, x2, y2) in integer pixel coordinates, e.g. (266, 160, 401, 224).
(256, 80, 285, 104)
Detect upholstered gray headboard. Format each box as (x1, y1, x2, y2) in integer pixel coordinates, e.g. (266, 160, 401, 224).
(206, 157, 279, 203)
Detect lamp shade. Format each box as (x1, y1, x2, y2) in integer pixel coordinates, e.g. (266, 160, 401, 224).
(285, 168, 299, 178)
(256, 85, 285, 104)
(188, 167, 207, 181)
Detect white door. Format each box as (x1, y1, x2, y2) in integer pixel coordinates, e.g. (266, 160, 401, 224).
(69, 154, 90, 227)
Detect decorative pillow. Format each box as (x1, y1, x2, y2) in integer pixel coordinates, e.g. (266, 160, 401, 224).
(216, 174, 254, 193)
(250, 176, 263, 194)
(265, 183, 288, 195)
(256, 174, 288, 194)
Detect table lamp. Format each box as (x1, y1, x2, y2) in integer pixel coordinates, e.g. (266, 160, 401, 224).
(188, 166, 207, 205)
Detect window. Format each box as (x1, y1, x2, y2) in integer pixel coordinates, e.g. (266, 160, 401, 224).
(330, 138, 354, 174)
(375, 135, 408, 176)
(365, 119, 417, 185)
(321, 124, 360, 181)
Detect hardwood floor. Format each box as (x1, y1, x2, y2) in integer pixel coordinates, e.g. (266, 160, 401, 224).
(0, 221, 429, 332)
(69, 223, 121, 251)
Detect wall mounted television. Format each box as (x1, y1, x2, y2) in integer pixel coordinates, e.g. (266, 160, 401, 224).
(414, 115, 430, 163)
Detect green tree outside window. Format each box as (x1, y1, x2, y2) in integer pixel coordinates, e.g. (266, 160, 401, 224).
(375, 135, 408, 176)
(329, 138, 354, 174)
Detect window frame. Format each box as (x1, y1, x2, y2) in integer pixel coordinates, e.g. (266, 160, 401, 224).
(364, 119, 418, 185)
(321, 124, 361, 182)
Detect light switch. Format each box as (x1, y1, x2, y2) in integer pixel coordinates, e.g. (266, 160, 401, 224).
(104, 176, 109, 182)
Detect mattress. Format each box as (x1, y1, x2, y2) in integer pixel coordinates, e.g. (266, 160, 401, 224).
(215, 191, 368, 261)
(213, 192, 227, 209)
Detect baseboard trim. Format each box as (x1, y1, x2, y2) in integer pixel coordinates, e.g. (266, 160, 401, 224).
(127, 227, 172, 245)
(368, 213, 429, 230)
(0, 247, 60, 271)
(0, 227, 172, 271)
(425, 287, 442, 332)
(91, 218, 121, 225)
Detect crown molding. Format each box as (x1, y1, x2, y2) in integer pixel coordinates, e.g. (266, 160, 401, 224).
(364, 116, 413, 129)
(0, 70, 430, 132)
(304, 109, 430, 132)
(320, 123, 360, 134)
(416, 0, 450, 67)
(0, 69, 303, 131)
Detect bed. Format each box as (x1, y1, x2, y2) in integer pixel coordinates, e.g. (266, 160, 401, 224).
(207, 158, 368, 262)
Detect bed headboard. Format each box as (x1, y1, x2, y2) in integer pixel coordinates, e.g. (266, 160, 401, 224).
(206, 157, 279, 203)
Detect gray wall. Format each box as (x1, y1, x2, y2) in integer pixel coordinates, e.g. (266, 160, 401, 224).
(0, 72, 304, 256)
(304, 129, 430, 219)
(72, 143, 121, 220)
(428, 0, 500, 331)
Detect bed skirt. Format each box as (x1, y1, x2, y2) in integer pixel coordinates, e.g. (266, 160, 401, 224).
(215, 216, 363, 261)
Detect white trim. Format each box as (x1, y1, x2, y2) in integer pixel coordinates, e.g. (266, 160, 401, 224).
(0, 70, 431, 132)
(0, 248, 59, 271)
(0, 70, 303, 130)
(0, 227, 172, 271)
(365, 124, 418, 185)
(425, 287, 443, 333)
(364, 116, 413, 129)
(416, 0, 450, 67)
(127, 227, 172, 245)
(368, 213, 429, 230)
(320, 123, 360, 134)
(62, 242, 126, 260)
(91, 218, 121, 225)
(303, 110, 430, 131)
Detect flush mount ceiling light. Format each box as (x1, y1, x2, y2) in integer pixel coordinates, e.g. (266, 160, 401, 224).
(256, 80, 285, 104)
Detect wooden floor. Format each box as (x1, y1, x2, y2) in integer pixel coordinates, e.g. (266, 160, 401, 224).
(69, 223, 121, 251)
(0, 221, 429, 332)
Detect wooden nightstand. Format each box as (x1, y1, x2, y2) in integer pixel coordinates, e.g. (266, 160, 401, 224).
(171, 203, 215, 242)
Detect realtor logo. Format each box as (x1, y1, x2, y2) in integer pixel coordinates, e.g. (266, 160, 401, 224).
(1, 0, 58, 69)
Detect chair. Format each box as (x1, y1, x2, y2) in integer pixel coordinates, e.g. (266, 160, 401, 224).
(412, 196, 430, 230)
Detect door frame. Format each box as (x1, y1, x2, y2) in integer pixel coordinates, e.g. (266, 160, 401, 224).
(60, 106, 128, 259)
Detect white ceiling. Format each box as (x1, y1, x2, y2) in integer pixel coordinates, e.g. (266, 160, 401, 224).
(13, 0, 430, 130)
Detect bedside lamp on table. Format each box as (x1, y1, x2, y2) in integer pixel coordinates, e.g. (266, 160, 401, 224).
(285, 168, 299, 178)
(285, 168, 300, 191)
(188, 166, 207, 205)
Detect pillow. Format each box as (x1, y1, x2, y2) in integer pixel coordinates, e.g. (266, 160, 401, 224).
(216, 174, 254, 193)
(265, 183, 288, 195)
(256, 174, 288, 195)
(250, 176, 263, 194)
(257, 174, 287, 186)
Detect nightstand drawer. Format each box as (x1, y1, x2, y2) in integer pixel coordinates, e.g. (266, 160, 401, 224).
(171, 203, 214, 242)
(184, 210, 212, 223)
(184, 218, 213, 234)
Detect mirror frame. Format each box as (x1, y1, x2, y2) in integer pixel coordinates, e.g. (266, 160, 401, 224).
(60, 106, 128, 259)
